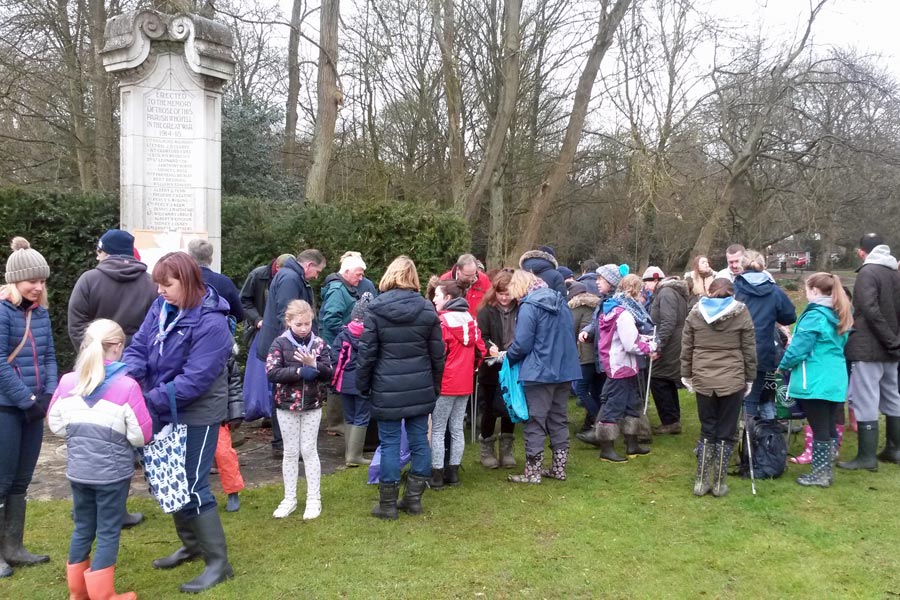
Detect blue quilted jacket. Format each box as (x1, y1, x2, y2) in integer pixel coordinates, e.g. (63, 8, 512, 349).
(0, 299, 58, 410)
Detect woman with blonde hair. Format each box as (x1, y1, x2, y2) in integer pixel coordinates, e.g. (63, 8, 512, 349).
(49, 319, 151, 599)
(357, 256, 444, 519)
(504, 269, 581, 483)
(0, 237, 56, 577)
(777, 272, 852, 487)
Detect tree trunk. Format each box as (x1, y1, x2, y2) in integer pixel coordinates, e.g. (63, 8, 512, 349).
(464, 0, 521, 223)
(486, 165, 506, 269)
(56, 0, 94, 192)
(304, 0, 341, 204)
(431, 0, 465, 212)
(282, 0, 304, 171)
(511, 0, 631, 259)
(89, 0, 114, 191)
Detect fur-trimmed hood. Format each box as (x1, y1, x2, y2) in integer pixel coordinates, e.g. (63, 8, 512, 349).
(657, 277, 689, 301)
(568, 293, 600, 311)
(519, 249, 558, 270)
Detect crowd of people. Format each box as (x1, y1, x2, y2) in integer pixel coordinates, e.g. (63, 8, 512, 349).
(1, 229, 899, 597)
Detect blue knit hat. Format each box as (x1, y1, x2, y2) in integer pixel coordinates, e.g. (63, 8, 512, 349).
(97, 229, 135, 257)
(558, 266, 574, 279)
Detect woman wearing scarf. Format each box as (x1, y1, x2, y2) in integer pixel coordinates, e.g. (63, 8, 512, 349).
(593, 274, 656, 463)
(123, 252, 234, 593)
(504, 270, 581, 484)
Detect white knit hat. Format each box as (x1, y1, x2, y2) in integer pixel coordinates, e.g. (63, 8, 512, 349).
(340, 251, 367, 273)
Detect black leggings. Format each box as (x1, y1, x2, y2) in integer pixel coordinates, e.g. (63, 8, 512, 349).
(799, 399, 840, 442)
(478, 384, 514, 437)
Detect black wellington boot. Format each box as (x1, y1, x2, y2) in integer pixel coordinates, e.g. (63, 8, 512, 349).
(444, 465, 461, 487)
(179, 509, 234, 593)
(397, 474, 427, 515)
(877, 416, 900, 464)
(693, 439, 712, 496)
(0, 501, 12, 577)
(429, 468, 445, 491)
(1, 494, 49, 566)
(837, 421, 879, 472)
(153, 512, 201, 569)
(797, 441, 833, 488)
(371, 482, 399, 520)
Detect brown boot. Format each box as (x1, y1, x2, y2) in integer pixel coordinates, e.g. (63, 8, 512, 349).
(498, 433, 517, 468)
(478, 435, 499, 469)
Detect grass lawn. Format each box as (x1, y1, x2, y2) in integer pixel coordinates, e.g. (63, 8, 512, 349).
(8, 395, 900, 599)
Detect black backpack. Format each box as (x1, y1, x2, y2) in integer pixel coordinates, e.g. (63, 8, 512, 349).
(739, 419, 788, 479)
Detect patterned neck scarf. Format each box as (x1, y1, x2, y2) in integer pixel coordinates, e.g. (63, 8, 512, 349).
(612, 292, 653, 330)
(155, 302, 185, 355)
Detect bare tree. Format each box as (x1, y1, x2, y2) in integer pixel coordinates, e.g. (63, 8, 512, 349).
(511, 0, 632, 259)
(304, 0, 341, 204)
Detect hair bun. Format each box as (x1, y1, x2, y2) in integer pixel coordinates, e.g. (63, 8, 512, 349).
(10, 236, 30, 251)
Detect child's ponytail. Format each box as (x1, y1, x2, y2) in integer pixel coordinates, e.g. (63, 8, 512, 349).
(806, 272, 853, 335)
(71, 319, 126, 397)
(830, 275, 853, 335)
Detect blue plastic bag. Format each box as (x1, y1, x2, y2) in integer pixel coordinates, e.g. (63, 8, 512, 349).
(242, 336, 272, 421)
(499, 359, 528, 423)
(367, 422, 411, 484)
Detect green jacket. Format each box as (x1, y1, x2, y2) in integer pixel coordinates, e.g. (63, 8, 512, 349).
(318, 275, 357, 345)
(777, 302, 848, 402)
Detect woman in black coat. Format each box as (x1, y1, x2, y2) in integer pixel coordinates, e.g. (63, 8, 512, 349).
(356, 256, 444, 520)
(476, 269, 519, 468)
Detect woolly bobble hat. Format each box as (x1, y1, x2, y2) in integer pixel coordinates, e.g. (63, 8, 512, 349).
(642, 266, 665, 281)
(351, 292, 374, 322)
(5, 237, 50, 284)
(596, 263, 628, 288)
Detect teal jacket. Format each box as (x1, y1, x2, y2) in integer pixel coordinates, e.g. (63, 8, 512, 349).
(777, 302, 848, 402)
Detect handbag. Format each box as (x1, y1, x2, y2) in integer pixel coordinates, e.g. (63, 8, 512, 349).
(141, 383, 191, 514)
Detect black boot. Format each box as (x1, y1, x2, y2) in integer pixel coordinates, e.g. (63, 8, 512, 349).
(179, 509, 234, 593)
(693, 439, 713, 496)
(877, 416, 900, 464)
(397, 474, 427, 515)
(1, 494, 49, 566)
(797, 440, 833, 487)
(0, 501, 12, 577)
(444, 465, 461, 487)
(711, 441, 734, 497)
(596, 422, 626, 462)
(153, 512, 201, 569)
(429, 468, 445, 491)
(837, 421, 879, 471)
(579, 412, 595, 433)
(371, 482, 399, 520)
(623, 417, 650, 456)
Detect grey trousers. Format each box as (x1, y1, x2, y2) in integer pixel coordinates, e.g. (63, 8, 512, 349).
(849, 361, 900, 421)
(523, 382, 570, 457)
(430, 395, 468, 468)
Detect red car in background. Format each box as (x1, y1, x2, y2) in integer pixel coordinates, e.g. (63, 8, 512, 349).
(792, 256, 808, 268)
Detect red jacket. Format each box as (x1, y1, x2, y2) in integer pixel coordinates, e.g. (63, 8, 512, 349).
(440, 268, 491, 318)
(438, 298, 486, 395)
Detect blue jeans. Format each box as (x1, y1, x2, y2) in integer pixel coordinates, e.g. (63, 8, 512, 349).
(599, 377, 641, 423)
(69, 480, 131, 569)
(0, 407, 44, 497)
(341, 394, 371, 427)
(575, 363, 605, 418)
(377, 415, 430, 483)
(744, 371, 776, 420)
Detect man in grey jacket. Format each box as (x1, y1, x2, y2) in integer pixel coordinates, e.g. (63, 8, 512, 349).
(839, 233, 900, 471)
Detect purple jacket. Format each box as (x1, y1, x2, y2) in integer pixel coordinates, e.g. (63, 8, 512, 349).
(123, 285, 233, 426)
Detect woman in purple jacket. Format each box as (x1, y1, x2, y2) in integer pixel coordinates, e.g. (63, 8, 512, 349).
(123, 252, 234, 594)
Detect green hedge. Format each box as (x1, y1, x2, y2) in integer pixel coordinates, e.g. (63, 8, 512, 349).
(1, 188, 470, 369)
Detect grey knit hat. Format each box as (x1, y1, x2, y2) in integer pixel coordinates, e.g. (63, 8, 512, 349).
(596, 263, 625, 288)
(5, 237, 50, 284)
(351, 292, 374, 322)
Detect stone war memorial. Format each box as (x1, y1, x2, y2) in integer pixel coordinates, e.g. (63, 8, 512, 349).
(100, 9, 235, 271)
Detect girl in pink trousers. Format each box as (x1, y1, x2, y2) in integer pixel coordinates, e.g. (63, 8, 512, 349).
(49, 319, 152, 600)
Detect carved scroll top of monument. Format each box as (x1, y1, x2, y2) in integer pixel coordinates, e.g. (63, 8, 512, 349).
(101, 10, 233, 81)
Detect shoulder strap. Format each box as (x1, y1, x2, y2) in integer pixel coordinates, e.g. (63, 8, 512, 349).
(167, 382, 178, 425)
(6, 309, 32, 364)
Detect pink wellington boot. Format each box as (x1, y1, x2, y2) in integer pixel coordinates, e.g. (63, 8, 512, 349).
(848, 407, 858, 432)
(790, 425, 813, 464)
(833, 424, 844, 459)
